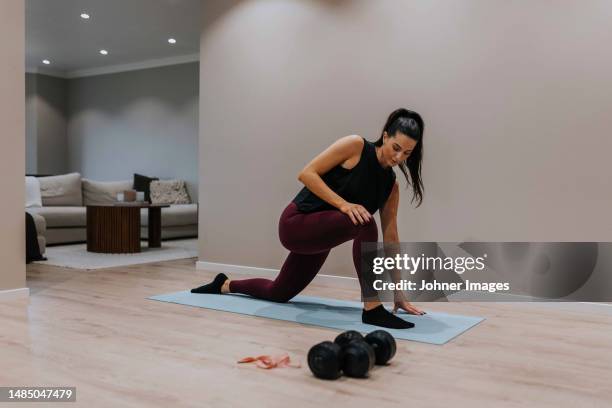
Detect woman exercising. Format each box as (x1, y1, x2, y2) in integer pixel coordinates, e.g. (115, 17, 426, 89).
(192, 108, 425, 329)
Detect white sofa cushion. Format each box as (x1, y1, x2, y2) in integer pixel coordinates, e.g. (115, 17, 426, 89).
(83, 179, 133, 205)
(38, 173, 82, 206)
(25, 176, 42, 207)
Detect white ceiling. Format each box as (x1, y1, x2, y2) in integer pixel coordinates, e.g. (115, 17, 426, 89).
(26, 0, 201, 78)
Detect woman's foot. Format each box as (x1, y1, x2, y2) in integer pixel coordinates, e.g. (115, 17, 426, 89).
(362, 305, 415, 329)
(191, 273, 229, 294)
(221, 278, 231, 294)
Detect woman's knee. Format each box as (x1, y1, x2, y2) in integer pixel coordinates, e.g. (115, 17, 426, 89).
(356, 218, 378, 241)
(267, 290, 294, 303)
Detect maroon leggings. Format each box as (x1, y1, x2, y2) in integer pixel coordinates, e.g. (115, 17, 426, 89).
(229, 202, 378, 302)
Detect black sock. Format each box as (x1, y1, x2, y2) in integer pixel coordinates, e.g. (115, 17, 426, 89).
(362, 305, 415, 329)
(191, 273, 228, 294)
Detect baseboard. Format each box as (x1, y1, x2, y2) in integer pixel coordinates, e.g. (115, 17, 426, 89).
(196, 261, 359, 290)
(0, 287, 30, 302)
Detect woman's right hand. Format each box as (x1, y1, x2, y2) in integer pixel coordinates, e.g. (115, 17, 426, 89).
(340, 202, 372, 225)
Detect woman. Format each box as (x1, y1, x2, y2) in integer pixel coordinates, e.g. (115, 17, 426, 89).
(192, 108, 425, 329)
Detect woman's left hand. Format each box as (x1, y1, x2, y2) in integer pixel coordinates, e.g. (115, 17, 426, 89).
(393, 300, 426, 315)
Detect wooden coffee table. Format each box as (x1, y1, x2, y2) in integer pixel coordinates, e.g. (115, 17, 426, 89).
(86, 203, 170, 253)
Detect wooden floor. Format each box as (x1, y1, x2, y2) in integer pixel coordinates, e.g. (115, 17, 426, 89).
(1, 259, 610, 408)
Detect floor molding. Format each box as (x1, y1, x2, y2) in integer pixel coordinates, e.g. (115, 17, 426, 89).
(196, 261, 359, 290)
(0, 287, 30, 302)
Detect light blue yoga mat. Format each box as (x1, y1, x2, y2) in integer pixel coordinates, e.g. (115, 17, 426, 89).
(148, 291, 484, 345)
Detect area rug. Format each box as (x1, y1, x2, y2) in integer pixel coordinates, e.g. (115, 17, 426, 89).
(35, 238, 198, 270)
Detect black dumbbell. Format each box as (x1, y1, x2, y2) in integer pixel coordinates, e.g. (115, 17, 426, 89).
(308, 330, 397, 380)
(334, 330, 365, 347)
(307, 341, 343, 380)
(365, 330, 397, 365)
(338, 338, 375, 378)
(308, 339, 374, 379)
(333, 330, 375, 377)
(335, 330, 396, 365)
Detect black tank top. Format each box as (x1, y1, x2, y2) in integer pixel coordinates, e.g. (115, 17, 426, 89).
(292, 137, 396, 214)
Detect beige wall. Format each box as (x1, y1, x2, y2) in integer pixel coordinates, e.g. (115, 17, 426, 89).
(199, 0, 612, 277)
(0, 0, 25, 290)
(26, 73, 69, 176)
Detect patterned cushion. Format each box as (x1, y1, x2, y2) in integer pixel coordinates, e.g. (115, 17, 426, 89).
(150, 180, 191, 205)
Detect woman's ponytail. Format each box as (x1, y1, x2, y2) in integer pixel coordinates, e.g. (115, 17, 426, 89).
(374, 108, 425, 207)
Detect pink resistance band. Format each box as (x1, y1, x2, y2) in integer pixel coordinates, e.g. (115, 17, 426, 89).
(238, 354, 301, 369)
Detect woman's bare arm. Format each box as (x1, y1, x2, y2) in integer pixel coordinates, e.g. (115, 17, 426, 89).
(380, 181, 400, 243)
(380, 182, 425, 314)
(297, 135, 371, 225)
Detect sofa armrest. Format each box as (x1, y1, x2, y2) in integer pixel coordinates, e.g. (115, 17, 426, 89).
(27, 211, 47, 234)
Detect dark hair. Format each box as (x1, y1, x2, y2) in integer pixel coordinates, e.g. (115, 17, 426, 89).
(374, 108, 424, 207)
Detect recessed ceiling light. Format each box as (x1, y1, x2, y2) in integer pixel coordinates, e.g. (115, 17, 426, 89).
(99, 49, 108, 55)
(80, 13, 90, 19)
(168, 38, 177, 44)
(42, 59, 51, 65)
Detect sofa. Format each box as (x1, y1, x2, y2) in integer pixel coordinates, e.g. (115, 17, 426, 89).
(26, 173, 198, 246)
